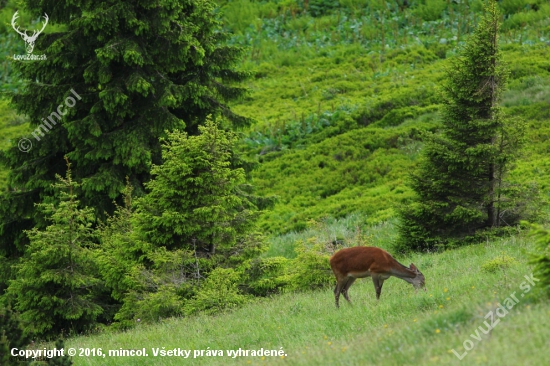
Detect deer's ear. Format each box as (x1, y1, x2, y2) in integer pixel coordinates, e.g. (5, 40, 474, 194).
(410, 263, 417, 271)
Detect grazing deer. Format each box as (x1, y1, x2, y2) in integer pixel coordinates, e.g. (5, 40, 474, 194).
(330, 246, 426, 308)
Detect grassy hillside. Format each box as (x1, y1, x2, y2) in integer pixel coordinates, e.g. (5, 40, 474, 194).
(243, 43, 550, 233)
(62, 225, 548, 365)
(1, 0, 550, 364)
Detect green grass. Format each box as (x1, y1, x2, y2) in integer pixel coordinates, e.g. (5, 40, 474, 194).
(60, 229, 548, 365)
(242, 44, 550, 234)
(2, 1, 550, 363)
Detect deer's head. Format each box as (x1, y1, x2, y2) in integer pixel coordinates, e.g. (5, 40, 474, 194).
(409, 263, 426, 292)
(11, 11, 49, 54)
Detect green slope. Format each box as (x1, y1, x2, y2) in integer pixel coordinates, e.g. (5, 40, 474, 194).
(244, 44, 550, 234)
(63, 229, 548, 366)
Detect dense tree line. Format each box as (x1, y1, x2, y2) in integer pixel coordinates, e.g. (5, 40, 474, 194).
(0, 0, 249, 264)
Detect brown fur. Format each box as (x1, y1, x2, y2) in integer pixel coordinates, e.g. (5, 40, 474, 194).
(329, 246, 426, 308)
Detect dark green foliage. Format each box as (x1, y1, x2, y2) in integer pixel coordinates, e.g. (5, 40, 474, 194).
(245, 256, 291, 296)
(112, 248, 196, 327)
(0, 306, 30, 365)
(282, 240, 333, 291)
(528, 223, 550, 295)
(6, 160, 103, 338)
(100, 121, 265, 327)
(414, 0, 447, 21)
(135, 119, 259, 254)
(308, 0, 340, 17)
(398, 0, 526, 251)
(45, 339, 73, 366)
(0, 0, 249, 257)
(94, 181, 146, 305)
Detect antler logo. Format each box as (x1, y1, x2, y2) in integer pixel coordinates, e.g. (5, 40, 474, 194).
(11, 11, 49, 54)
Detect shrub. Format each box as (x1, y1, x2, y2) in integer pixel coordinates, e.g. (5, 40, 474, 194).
(481, 254, 517, 272)
(528, 223, 550, 294)
(184, 268, 250, 315)
(112, 247, 204, 328)
(246, 256, 291, 296)
(414, 0, 447, 22)
(283, 239, 333, 291)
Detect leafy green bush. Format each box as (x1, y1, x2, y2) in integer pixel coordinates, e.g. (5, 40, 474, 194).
(282, 239, 333, 291)
(414, 0, 447, 22)
(184, 268, 251, 315)
(481, 254, 517, 272)
(112, 248, 201, 328)
(308, 0, 340, 17)
(246, 256, 291, 296)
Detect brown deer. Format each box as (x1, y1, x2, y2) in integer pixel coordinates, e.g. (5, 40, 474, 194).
(330, 246, 426, 308)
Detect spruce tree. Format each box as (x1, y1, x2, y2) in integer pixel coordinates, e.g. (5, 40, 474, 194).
(135, 119, 259, 255)
(398, 0, 525, 251)
(0, 306, 30, 365)
(98, 121, 264, 326)
(6, 159, 103, 338)
(46, 339, 73, 366)
(0, 0, 249, 258)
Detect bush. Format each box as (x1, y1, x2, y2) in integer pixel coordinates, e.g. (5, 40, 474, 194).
(481, 254, 517, 272)
(283, 239, 333, 291)
(184, 268, 250, 315)
(112, 248, 204, 328)
(246, 256, 291, 296)
(414, 0, 447, 22)
(528, 223, 550, 294)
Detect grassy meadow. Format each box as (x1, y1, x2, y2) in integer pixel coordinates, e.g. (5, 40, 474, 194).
(64, 223, 548, 365)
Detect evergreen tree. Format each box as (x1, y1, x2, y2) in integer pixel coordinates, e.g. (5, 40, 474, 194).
(95, 122, 264, 326)
(0, 306, 30, 365)
(135, 119, 260, 255)
(0, 0, 249, 258)
(528, 223, 550, 295)
(6, 159, 103, 338)
(46, 339, 73, 366)
(398, 0, 525, 251)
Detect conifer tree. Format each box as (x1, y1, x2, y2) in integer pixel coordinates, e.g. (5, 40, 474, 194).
(6, 159, 103, 337)
(0, 306, 30, 365)
(0, 0, 249, 257)
(398, 0, 525, 251)
(46, 339, 73, 366)
(135, 119, 259, 255)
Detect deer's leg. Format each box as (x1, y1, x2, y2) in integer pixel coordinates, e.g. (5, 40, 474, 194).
(342, 277, 356, 303)
(334, 277, 349, 308)
(372, 276, 385, 300)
